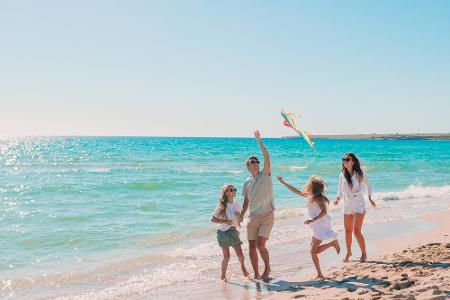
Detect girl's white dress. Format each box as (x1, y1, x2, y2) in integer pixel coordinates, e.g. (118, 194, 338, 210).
(307, 201, 337, 241)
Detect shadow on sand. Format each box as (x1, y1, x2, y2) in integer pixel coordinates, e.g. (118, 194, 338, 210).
(227, 275, 391, 296)
(227, 258, 449, 297)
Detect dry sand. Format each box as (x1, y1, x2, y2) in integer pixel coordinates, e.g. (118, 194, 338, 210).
(266, 210, 449, 299)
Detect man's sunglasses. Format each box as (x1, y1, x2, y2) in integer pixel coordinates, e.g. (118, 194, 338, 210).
(248, 160, 260, 165)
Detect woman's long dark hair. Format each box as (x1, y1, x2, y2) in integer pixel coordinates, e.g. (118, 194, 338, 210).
(341, 153, 364, 189)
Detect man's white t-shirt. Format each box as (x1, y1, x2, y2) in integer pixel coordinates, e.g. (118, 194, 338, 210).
(242, 171, 275, 217)
(212, 201, 241, 231)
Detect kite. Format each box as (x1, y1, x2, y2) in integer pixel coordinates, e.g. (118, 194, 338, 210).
(281, 109, 315, 148)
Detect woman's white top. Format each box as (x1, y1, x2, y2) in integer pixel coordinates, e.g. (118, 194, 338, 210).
(212, 201, 241, 231)
(336, 172, 372, 198)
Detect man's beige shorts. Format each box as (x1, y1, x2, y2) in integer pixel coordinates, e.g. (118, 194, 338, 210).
(247, 211, 275, 240)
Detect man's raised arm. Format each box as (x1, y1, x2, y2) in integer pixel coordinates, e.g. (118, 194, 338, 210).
(254, 130, 270, 176)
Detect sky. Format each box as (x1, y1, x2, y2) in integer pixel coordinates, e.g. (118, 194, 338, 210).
(1, 0, 449, 137)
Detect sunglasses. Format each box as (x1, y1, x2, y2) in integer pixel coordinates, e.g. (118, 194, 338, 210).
(248, 160, 260, 165)
(342, 158, 352, 162)
(227, 188, 237, 192)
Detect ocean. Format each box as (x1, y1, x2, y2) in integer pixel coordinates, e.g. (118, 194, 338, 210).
(1, 137, 449, 299)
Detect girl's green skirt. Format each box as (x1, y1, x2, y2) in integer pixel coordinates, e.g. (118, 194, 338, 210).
(217, 227, 242, 248)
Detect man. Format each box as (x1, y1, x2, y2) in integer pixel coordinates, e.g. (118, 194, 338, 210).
(240, 130, 275, 279)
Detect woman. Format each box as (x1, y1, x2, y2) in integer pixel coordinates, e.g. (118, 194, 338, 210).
(334, 153, 376, 262)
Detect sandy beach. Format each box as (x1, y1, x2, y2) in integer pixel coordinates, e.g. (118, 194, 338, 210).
(265, 209, 450, 300)
(131, 207, 449, 300)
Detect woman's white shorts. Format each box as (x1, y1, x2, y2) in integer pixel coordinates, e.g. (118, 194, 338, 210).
(343, 194, 366, 215)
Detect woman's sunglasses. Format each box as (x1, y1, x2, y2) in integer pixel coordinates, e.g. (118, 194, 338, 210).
(227, 188, 237, 192)
(342, 158, 352, 162)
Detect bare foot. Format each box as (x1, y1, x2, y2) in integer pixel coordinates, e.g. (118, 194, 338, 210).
(254, 273, 261, 279)
(343, 252, 352, 262)
(315, 274, 325, 280)
(242, 268, 249, 277)
(360, 254, 367, 262)
(261, 267, 271, 279)
(333, 240, 340, 254)
(220, 275, 226, 281)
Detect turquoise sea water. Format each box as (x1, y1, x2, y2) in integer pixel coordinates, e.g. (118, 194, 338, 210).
(0, 137, 449, 298)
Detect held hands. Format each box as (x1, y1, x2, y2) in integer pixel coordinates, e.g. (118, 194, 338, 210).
(238, 214, 244, 227)
(235, 212, 242, 227)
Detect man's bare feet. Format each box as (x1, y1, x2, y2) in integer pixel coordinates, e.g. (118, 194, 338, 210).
(242, 268, 249, 277)
(254, 273, 260, 279)
(343, 252, 352, 262)
(261, 267, 271, 279)
(333, 240, 340, 254)
(360, 254, 367, 262)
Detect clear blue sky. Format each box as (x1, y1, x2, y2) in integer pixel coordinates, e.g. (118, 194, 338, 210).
(1, 1, 449, 137)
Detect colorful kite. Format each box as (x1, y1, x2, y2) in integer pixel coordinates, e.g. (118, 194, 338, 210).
(281, 109, 315, 148)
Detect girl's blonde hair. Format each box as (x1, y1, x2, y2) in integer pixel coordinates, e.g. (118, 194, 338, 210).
(301, 176, 330, 212)
(218, 184, 233, 219)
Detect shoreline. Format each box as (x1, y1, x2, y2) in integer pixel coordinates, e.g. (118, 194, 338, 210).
(6, 198, 448, 299)
(375, 209, 450, 254)
(139, 207, 449, 300)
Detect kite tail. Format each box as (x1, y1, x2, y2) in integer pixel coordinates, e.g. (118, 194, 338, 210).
(300, 131, 315, 148)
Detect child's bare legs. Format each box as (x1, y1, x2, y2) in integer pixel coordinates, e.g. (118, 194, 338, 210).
(332, 239, 340, 254)
(310, 238, 324, 278)
(317, 239, 340, 255)
(343, 214, 354, 262)
(220, 247, 230, 280)
(353, 213, 367, 262)
(233, 245, 249, 277)
(310, 238, 340, 279)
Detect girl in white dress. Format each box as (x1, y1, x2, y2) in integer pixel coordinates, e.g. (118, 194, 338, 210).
(277, 176, 340, 279)
(334, 153, 376, 262)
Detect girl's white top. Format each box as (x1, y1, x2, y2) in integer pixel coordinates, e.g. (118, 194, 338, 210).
(212, 201, 241, 231)
(307, 200, 337, 241)
(336, 172, 372, 198)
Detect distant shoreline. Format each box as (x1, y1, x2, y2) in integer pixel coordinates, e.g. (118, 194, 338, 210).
(286, 133, 450, 140)
(1, 133, 449, 140)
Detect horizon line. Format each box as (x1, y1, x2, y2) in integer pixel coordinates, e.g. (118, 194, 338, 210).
(0, 132, 449, 139)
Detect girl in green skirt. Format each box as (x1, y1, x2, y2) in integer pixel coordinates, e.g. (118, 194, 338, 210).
(211, 184, 249, 280)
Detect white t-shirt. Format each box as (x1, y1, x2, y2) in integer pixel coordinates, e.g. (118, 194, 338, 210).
(242, 171, 275, 217)
(212, 201, 241, 231)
